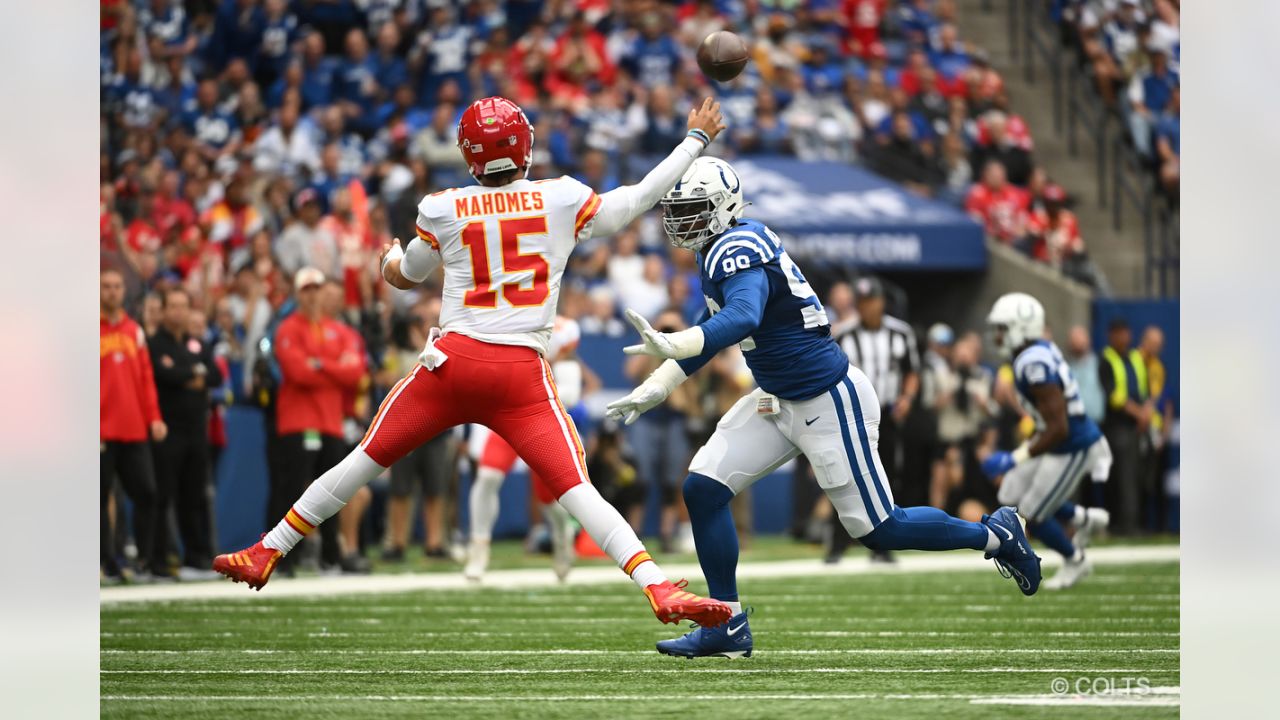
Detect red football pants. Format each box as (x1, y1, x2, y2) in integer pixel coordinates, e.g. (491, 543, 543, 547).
(360, 334, 587, 500)
(479, 431, 555, 504)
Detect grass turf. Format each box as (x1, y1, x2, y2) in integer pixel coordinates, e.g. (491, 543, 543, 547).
(101, 554, 1178, 719)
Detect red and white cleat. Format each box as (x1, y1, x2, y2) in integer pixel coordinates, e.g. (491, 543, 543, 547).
(644, 579, 732, 627)
(212, 535, 282, 591)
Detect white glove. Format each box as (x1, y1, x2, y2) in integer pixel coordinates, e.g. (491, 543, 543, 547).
(605, 359, 688, 425)
(622, 308, 705, 360)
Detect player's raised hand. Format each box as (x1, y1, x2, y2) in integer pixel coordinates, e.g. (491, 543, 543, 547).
(623, 309, 706, 359)
(687, 97, 726, 143)
(623, 309, 677, 358)
(605, 382, 671, 425)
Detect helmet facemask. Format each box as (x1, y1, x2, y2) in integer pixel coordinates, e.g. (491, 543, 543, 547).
(661, 195, 724, 250)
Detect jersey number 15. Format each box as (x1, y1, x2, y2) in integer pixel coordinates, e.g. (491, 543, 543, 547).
(461, 216, 550, 308)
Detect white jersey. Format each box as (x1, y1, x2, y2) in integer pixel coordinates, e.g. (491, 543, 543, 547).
(410, 177, 601, 355)
(398, 135, 706, 356)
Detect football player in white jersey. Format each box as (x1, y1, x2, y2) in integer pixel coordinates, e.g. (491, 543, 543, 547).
(982, 293, 1112, 589)
(216, 96, 733, 628)
(466, 316, 585, 582)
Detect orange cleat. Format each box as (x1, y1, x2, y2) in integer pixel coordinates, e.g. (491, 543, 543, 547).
(212, 535, 282, 591)
(644, 579, 732, 627)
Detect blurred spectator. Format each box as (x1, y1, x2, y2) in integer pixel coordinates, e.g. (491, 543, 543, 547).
(869, 110, 941, 195)
(1065, 325, 1106, 425)
(964, 161, 1029, 244)
(624, 308, 701, 549)
(1026, 184, 1086, 270)
(101, 268, 167, 581)
(1155, 86, 1180, 196)
(268, 268, 364, 572)
(924, 332, 996, 513)
(829, 277, 920, 562)
(1126, 48, 1179, 157)
(1138, 324, 1174, 531)
(969, 110, 1033, 187)
(277, 189, 340, 278)
(1098, 318, 1150, 535)
(1086, 0, 1146, 106)
(148, 288, 223, 579)
(321, 279, 374, 573)
(383, 299, 458, 561)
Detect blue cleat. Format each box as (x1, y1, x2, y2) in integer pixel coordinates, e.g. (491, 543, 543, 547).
(983, 506, 1042, 596)
(656, 611, 753, 659)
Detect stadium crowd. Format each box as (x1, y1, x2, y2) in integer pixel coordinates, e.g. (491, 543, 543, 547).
(99, 0, 1178, 580)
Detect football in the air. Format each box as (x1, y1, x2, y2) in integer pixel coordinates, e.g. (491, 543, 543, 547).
(697, 31, 749, 82)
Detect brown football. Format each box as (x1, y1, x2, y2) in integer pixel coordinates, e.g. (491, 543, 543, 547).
(697, 31, 749, 83)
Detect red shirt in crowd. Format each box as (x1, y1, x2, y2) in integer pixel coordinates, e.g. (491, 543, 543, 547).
(101, 312, 162, 442)
(842, 0, 887, 57)
(1027, 208, 1085, 266)
(965, 183, 1030, 243)
(273, 312, 366, 437)
(126, 217, 163, 254)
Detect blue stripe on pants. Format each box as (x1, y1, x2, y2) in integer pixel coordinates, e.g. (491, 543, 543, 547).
(1030, 450, 1084, 521)
(843, 376, 893, 514)
(828, 386, 880, 523)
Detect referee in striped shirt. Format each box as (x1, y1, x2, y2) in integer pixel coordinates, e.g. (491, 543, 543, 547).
(827, 277, 921, 563)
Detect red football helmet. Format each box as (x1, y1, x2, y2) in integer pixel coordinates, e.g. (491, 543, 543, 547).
(456, 97, 534, 181)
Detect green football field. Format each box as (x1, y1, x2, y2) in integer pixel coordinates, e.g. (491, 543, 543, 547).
(100, 547, 1178, 719)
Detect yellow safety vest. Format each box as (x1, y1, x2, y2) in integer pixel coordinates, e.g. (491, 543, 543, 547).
(1102, 347, 1148, 409)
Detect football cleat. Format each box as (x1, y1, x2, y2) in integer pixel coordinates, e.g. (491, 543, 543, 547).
(212, 535, 283, 591)
(1072, 507, 1110, 551)
(657, 611, 753, 659)
(463, 539, 490, 582)
(983, 507, 1042, 596)
(1044, 553, 1093, 590)
(644, 579, 733, 627)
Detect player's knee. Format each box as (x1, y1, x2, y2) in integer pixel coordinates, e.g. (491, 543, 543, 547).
(856, 508, 906, 551)
(682, 473, 733, 514)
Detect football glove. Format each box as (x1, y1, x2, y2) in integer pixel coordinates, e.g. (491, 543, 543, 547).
(622, 308, 705, 360)
(605, 359, 689, 425)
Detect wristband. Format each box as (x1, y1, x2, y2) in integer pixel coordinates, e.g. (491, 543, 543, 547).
(381, 243, 405, 275)
(648, 359, 689, 395)
(687, 128, 711, 147)
(1011, 443, 1032, 464)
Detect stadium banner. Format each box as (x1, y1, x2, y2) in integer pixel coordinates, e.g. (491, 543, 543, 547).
(635, 155, 987, 270)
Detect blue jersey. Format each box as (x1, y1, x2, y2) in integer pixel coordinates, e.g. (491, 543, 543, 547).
(1013, 340, 1104, 454)
(682, 219, 849, 400)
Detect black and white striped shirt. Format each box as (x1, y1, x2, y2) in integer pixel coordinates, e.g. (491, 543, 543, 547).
(835, 315, 920, 406)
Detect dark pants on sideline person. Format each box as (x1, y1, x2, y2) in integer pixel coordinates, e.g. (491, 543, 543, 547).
(153, 428, 215, 568)
(268, 432, 345, 570)
(101, 440, 163, 576)
(1103, 421, 1141, 535)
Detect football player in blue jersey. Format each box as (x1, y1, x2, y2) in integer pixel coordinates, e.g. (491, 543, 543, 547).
(606, 157, 1043, 660)
(980, 293, 1112, 590)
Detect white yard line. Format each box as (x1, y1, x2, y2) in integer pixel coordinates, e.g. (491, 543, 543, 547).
(100, 691, 1179, 705)
(100, 667, 1175, 676)
(100, 648, 1178, 656)
(101, 545, 1178, 604)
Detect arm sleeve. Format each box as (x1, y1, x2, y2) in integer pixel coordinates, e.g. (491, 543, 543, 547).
(1098, 358, 1116, 398)
(675, 270, 769, 375)
(902, 326, 920, 375)
(588, 136, 705, 239)
(321, 330, 368, 388)
(400, 232, 442, 284)
(675, 307, 714, 377)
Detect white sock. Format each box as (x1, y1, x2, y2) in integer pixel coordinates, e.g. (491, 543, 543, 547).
(724, 601, 744, 616)
(1073, 505, 1088, 528)
(469, 466, 505, 542)
(557, 483, 666, 589)
(262, 449, 386, 554)
(984, 528, 1001, 553)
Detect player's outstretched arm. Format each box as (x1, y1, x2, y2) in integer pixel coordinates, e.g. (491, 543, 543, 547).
(605, 359, 688, 426)
(623, 269, 768, 362)
(379, 237, 441, 290)
(589, 98, 726, 239)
